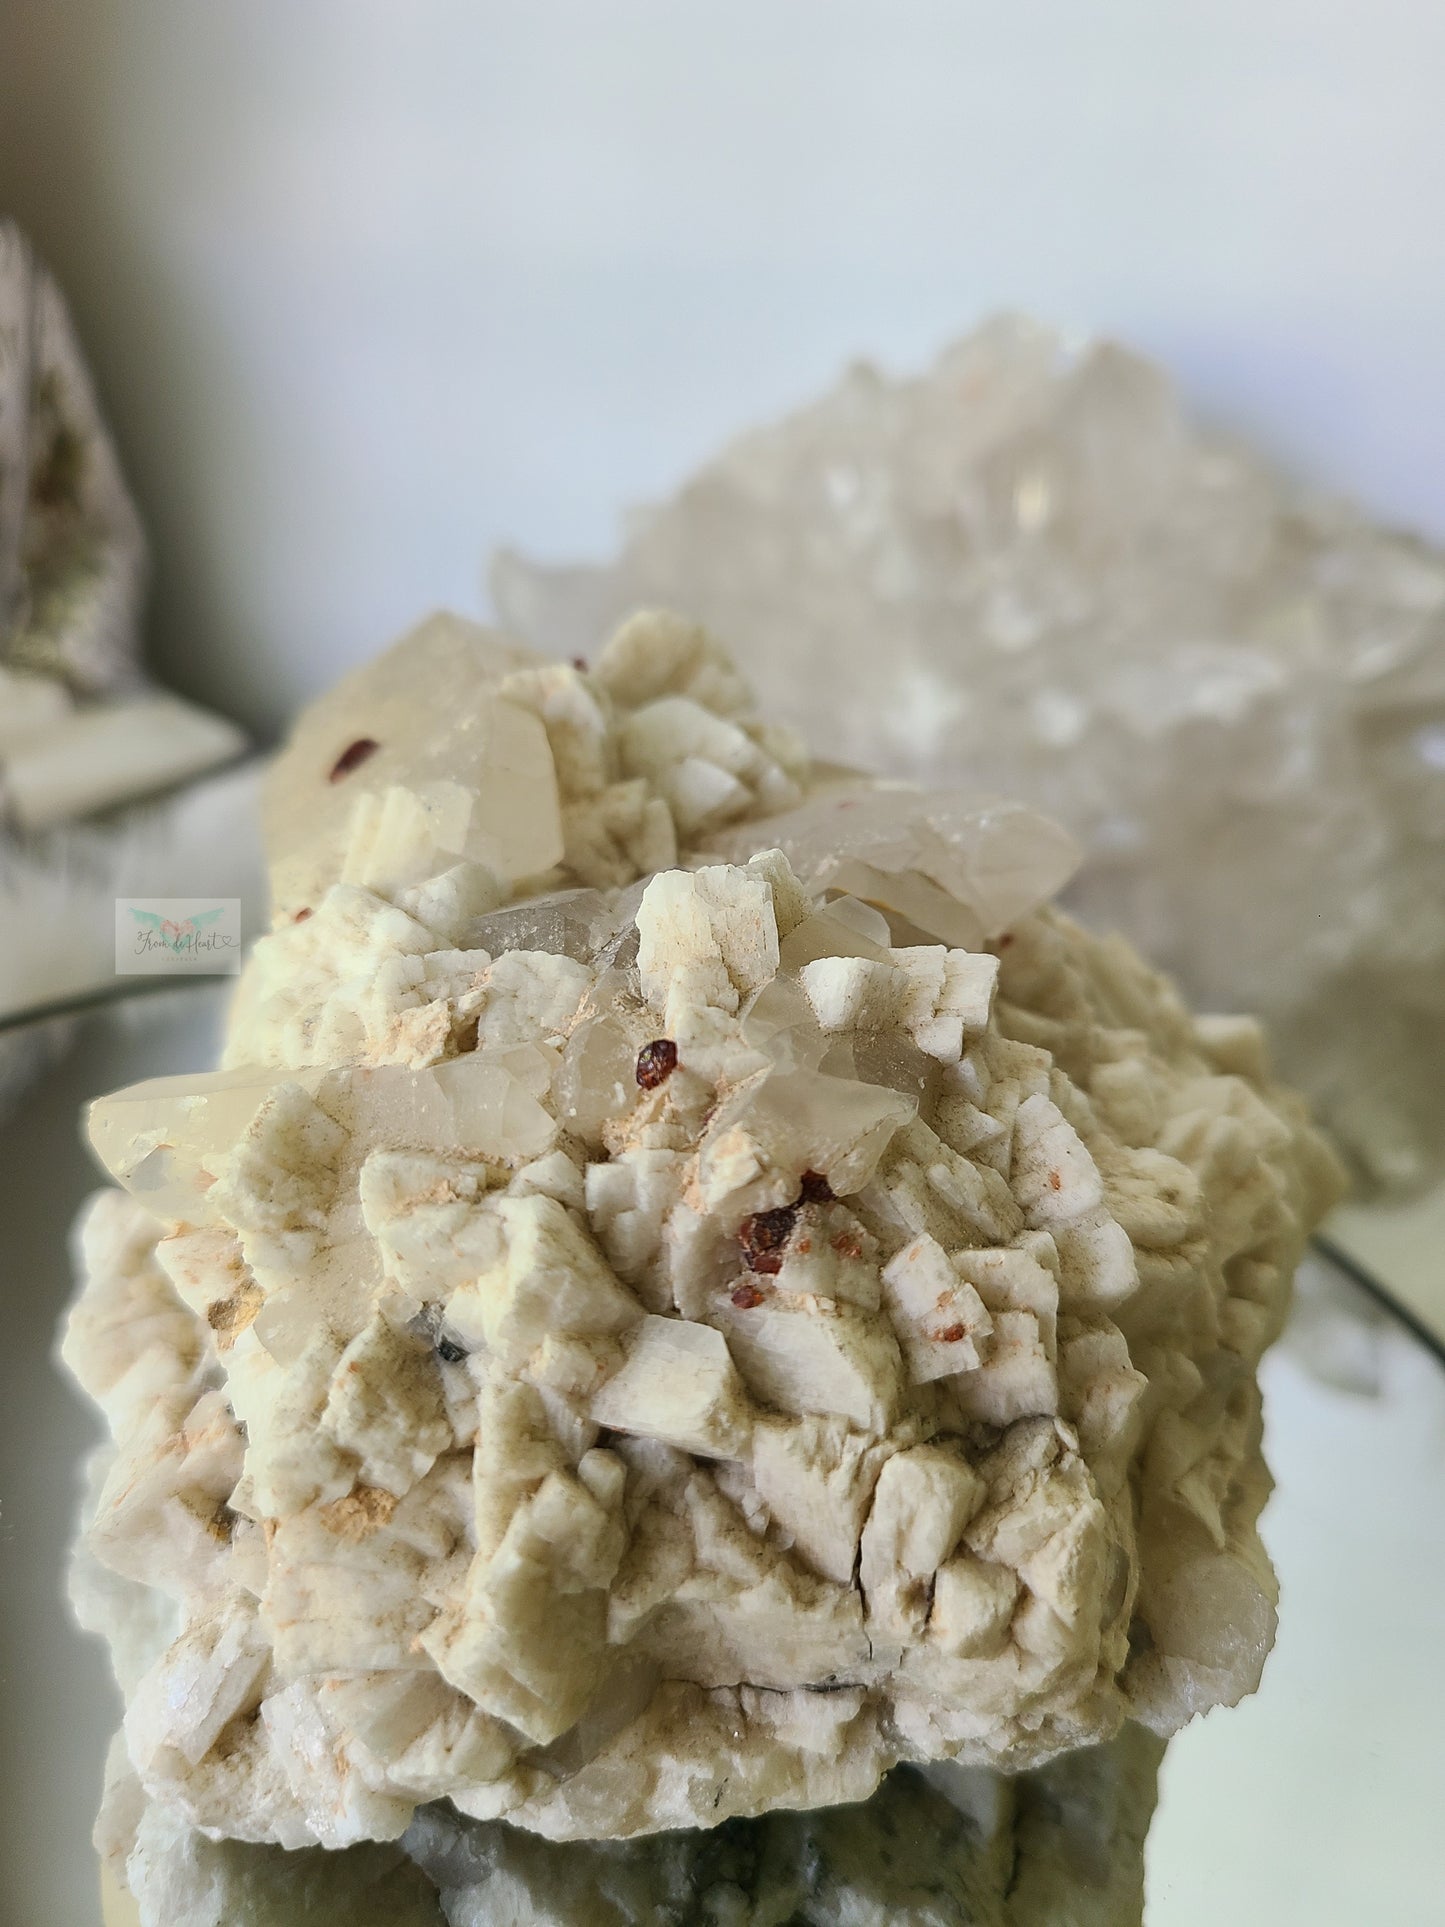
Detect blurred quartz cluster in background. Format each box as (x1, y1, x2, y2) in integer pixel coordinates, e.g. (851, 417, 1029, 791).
(497, 318, 1445, 1198)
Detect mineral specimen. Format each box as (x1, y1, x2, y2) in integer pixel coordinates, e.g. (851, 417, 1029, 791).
(0, 219, 248, 1126)
(0, 218, 245, 833)
(0, 219, 145, 696)
(97, 1727, 1164, 1927)
(494, 317, 1445, 1195)
(65, 611, 1342, 1868)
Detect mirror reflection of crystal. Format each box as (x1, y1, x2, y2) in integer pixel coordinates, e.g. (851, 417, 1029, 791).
(115, 897, 241, 975)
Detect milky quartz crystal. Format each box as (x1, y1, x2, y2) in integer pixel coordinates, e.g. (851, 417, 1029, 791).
(64, 610, 1343, 1871)
(494, 317, 1445, 1195)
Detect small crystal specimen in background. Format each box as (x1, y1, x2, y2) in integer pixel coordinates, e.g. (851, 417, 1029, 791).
(0, 219, 145, 697)
(494, 317, 1445, 1195)
(0, 218, 248, 831)
(0, 220, 253, 1116)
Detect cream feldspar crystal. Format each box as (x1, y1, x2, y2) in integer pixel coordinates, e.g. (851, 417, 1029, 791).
(64, 610, 1343, 1857)
(494, 318, 1445, 1196)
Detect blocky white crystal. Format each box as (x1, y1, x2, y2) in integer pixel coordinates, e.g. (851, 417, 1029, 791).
(590, 1314, 752, 1459)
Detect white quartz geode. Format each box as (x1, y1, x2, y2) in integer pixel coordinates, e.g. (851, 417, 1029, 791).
(494, 317, 1445, 1196)
(64, 610, 1343, 1855)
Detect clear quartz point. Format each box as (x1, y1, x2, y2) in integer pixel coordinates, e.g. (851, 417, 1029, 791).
(705, 787, 1081, 946)
(463, 887, 619, 962)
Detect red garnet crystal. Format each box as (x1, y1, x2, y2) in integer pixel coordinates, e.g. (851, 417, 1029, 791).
(328, 737, 380, 782)
(635, 1039, 679, 1090)
(737, 1205, 797, 1275)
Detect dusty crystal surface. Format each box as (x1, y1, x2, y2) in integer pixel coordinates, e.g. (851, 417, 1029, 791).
(494, 318, 1445, 1194)
(64, 611, 1342, 1863)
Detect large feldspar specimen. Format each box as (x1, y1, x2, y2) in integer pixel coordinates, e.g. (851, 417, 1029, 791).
(494, 318, 1445, 1195)
(65, 611, 1342, 1861)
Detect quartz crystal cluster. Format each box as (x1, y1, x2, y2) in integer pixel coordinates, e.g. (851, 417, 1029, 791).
(65, 612, 1342, 1888)
(495, 317, 1445, 1194)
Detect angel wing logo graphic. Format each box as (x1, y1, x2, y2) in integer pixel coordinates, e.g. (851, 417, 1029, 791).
(128, 906, 173, 949)
(129, 905, 229, 951)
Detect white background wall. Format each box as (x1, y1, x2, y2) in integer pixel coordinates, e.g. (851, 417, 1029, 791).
(2, 2, 1442, 734)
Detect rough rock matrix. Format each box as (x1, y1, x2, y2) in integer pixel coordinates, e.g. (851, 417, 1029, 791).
(65, 611, 1342, 1863)
(98, 1726, 1164, 1927)
(495, 317, 1445, 1195)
